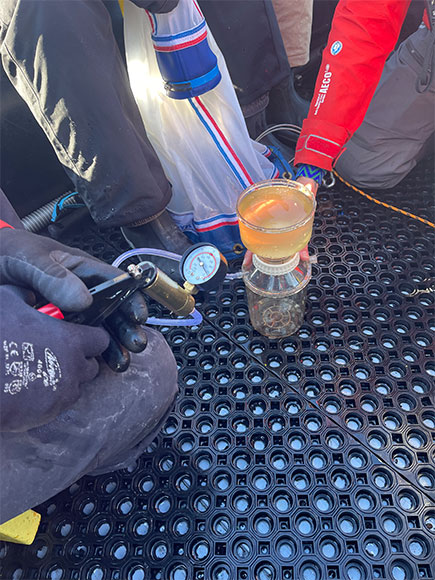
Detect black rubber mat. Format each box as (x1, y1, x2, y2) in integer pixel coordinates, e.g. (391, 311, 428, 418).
(1, 159, 434, 580)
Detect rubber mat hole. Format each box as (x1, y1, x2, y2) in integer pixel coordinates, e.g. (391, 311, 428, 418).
(232, 491, 252, 514)
(309, 450, 329, 470)
(390, 560, 415, 580)
(329, 324, 344, 338)
(422, 411, 435, 429)
(314, 491, 335, 513)
(180, 401, 196, 417)
(250, 340, 266, 354)
(372, 468, 394, 490)
(253, 513, 274, 535)
(392, 449, 413, 470)
(210, 564, 231, 580)
(406, 429, 427, 449)
(263, 382, 282, 399)
(232, 417, 250, 435)
(326, 431, 345, 450)
(255, 562, 277, 580)
(337, 285, 353, 298)
(131, 517, 150, 538)
(333, 351, 350, 366)
(345, 561, 368, 580)
(412, 377, 432, 394)
(87, 566, 104, 580)
(291, 469, 311, 491)
(284, 397, 303, 415)
(398, 490, 420, 511)
(288, 433, 307, 451)
(301, 352, 317, 366)
(363, 536, 385, 559)
(299, 560, 322, 580)
(192, 492, 211, 514)
(196, 417, 214, 434)
(177, 434, 195, 453)
(128, 566, 147, 580)
(340, 381, 357, 397)
(314, 338, 331, 352)
(338, 513, 360, 535)
(347, 449, 368, 469)
(331, 469, 352, 491)
(389, 363, 407, 379)
(368, 349, 384, 365)
(275, 537, 296, 561)
(285, 367, 302, 383)
(268, 415, 286, 433)
(360, 396, 378, 413)
(319, 535, 341, 559)
(272, 490, 293, 513)
(424, 361, 435, 377)
(398, 395, 417, 412)
(374, 379, 393, 396)
(382, 412, 403, 431)
(162, 417, 178, 435)
(295, 513, 316, 535)
(356, 491, 377, 512)
(345, 413, 364, 432)
(305, 414, 323, 432)
(407, 534, 431, 558)
(172, 516, 190, 537)
(417, 468, 435, 490)
(354, 365, 370, 380)
(304, 382, 322, 398)
(270, 451, 290, 471)
(190, 538, 210, 561)
(381, 512, 403, 535)
(211, 515, 231, 537)
(249, 399, 267, 416)
(232, 537, 253, 561)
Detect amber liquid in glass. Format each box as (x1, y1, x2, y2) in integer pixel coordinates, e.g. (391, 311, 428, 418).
(238, 185, 314, 259)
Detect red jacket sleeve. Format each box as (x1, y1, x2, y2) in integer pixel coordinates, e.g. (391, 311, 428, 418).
(294, 0, 411, 170)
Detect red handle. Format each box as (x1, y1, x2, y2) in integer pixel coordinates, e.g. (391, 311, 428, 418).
(38, 303, 64, 319)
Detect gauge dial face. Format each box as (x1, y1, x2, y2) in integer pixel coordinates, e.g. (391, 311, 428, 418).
(182, 245, 222, 285)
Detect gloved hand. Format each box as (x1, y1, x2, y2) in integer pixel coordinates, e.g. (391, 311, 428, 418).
(0, 285, 110, 432)
(0, 227, 149, 372)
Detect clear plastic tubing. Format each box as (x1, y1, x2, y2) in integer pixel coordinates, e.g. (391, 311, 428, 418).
(112, 247, 243, 280)
(112, 247, 205, 327)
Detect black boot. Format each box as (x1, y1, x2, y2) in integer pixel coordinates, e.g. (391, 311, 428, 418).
(241, 94, 269, 140)
(266, 71, 310, 132)
(122, 210, 192, 283)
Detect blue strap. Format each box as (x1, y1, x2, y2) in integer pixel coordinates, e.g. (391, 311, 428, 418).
(167, 64, 220, 91)
(295, 164, 326, 186)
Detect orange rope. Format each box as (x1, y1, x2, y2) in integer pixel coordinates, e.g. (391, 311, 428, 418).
(332, 170, 435, 229)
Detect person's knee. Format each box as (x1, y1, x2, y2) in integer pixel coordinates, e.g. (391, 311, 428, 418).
(334, 139, 416, 190)
(137, 327, 179, 415)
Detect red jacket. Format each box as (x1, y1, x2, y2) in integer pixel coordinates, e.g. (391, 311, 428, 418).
(294, 0, 414, 170)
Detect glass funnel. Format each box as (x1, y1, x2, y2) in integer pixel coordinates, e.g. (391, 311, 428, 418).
(236, 179, 316, 261)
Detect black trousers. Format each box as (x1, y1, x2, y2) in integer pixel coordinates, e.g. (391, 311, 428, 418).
(0, 0, 288, 227)
(201, 0, 290, 106)
(0, 0, 172, 229)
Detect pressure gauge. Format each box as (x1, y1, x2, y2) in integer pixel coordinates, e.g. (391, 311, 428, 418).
(180, 243, 228, 290)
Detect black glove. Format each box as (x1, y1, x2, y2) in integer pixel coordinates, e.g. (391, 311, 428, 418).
(0, 227, 148, 372)
(0, 285, 111, 432)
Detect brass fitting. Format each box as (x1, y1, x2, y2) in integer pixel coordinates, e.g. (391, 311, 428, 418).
(142, 267, 195, 317)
